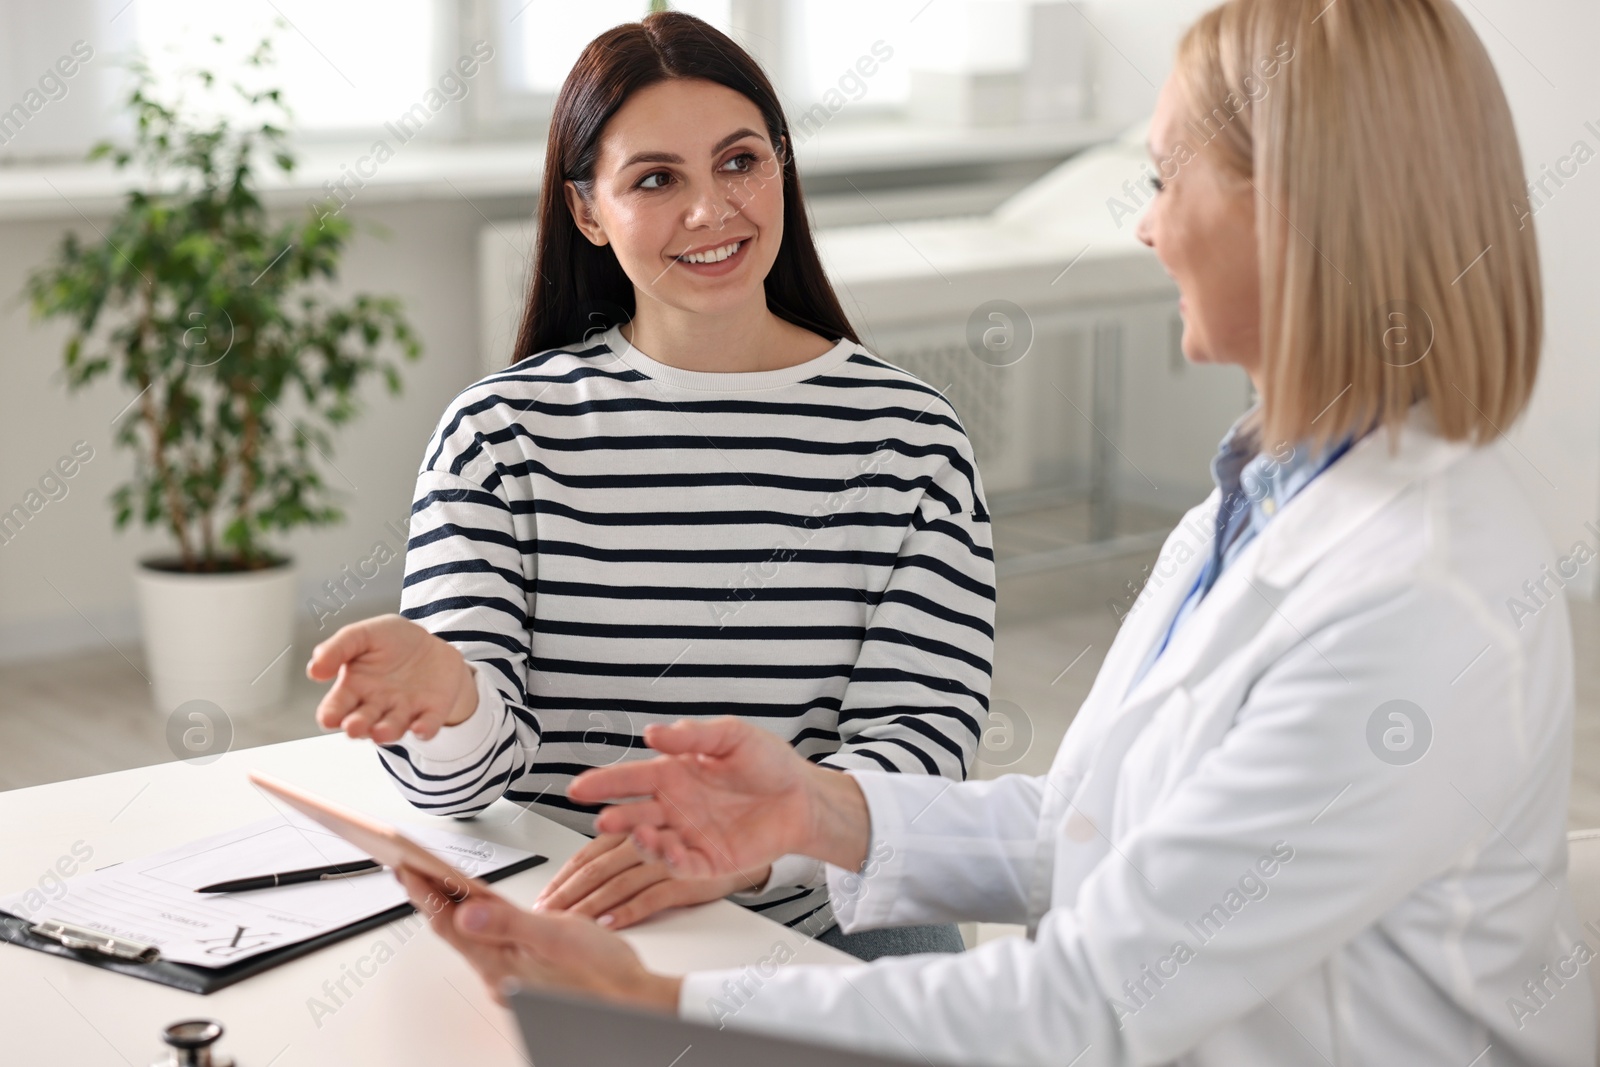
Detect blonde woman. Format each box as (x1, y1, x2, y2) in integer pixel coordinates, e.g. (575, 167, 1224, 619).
(393, 0, 1596, 1063)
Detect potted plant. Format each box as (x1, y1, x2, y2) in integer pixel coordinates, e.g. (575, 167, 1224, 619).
(25, 40, 420, 716)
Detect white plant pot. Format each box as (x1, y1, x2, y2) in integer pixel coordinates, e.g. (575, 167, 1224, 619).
(134, 559, 298, 717)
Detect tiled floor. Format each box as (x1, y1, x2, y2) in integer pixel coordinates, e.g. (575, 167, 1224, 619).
(2, 544, 1596, 828)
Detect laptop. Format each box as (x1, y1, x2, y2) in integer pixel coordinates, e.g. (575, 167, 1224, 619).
(510, 985, 924, 1067)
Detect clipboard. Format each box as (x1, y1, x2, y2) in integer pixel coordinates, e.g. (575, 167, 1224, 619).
(0, 855, 545, 995)
(0, 780, 549, 995)
(0, 850, 539, 995)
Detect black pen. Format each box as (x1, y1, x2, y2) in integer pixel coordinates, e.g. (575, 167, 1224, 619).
(194, 859, 383, 894)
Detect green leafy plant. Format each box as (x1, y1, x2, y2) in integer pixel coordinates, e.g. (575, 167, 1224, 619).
(26, 37, 421, 573)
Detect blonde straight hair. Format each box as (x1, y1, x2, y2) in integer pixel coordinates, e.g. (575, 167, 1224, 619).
(1173, 0, 1541, 450)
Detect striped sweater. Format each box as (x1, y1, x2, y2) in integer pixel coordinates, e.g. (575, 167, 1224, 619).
(380, 324, 996, 929)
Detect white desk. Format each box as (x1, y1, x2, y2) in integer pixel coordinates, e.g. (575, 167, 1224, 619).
(0, 734, 856, 1066)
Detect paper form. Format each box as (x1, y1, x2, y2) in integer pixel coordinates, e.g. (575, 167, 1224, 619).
(0, 809, 535, 968)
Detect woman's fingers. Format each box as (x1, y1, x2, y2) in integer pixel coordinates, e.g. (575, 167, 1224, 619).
(597, 878, 699, 930)
(567, 862, 671, 920)
(314, 671, 366, 730)
(368, 699, 418, 744)
(536, 836, 642, 912)
(408, 704, 448, 742)
(344, 697, 399, 741)
(536, 833, 625, 904)
(306, 622, 375, 682)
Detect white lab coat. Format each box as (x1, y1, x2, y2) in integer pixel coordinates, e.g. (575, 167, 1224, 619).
(679, 403, 1598, 1067)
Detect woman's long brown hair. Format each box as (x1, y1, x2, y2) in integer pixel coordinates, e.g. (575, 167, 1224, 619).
(510, 11, 859, 364)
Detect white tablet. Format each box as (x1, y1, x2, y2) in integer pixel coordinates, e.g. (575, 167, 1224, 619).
(248, 771, 480, 897)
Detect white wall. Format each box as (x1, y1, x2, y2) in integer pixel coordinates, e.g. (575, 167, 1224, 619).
(0, 0, 135, 165)
(1080, 0, 1600, 594)
(1466, 0, 1600, 595)
(1079, 0, 1216, 128)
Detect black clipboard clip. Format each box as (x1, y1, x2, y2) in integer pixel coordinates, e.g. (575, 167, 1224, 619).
(29, 919, 160, 963)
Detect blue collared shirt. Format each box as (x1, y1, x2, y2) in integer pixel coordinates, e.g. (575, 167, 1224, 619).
(1128, 413, 1356, 691)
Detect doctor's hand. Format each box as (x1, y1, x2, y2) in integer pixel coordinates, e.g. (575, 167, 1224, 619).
(568, 717, 872, 881)
(534, 832, 772, 930)
(307, 614, 478, 743)
(395, 867, 681, 1013)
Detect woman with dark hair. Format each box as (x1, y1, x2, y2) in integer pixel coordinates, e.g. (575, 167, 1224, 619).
(306, 11, 994, 960)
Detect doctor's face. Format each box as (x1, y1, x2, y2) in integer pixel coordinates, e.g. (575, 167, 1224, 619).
(563, 77, 786, 322)
(1136, 76, 1262, 384)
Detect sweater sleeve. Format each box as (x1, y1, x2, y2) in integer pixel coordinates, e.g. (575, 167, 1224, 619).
(375, 466, 544, 816)
(817, 443, 996, 783)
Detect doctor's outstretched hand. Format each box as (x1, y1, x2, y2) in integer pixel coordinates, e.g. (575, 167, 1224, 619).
(568, 717, 873, 881)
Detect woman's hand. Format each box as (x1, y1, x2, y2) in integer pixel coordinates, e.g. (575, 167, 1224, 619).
(568, 717, 872, 880)
(395, 867, 681, 1012)
(534, 833, 773, 930)
(307, 614, 478, 743)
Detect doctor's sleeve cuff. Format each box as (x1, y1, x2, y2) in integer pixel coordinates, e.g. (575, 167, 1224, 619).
(401, 661, 503, 764)
(728, 853, 827, 902)
(823, 769, 920, 933)
(680, 969, 740, 1025)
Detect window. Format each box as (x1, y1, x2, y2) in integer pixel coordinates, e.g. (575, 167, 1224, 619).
(785, 0, 913, 112)
(498, 0, 733, 94)
(0, 0, 1077, 164)
(131, 0, 439, 135)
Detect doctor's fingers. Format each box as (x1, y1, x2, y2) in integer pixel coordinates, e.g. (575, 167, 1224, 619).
(426, 920, 527, 1005)
(536, 834, 638, 909)
(569, 759, 680, 805)
(640, 716, 751, 758)
(397, 868, 509, 985)
(396, 868, 461, 940)
(631, 825, 717, 880)
(398, 865, 497, 913)
(593, 798, 674, 838)
(652, 828, 703, 875)
(447, 894, 598, 971)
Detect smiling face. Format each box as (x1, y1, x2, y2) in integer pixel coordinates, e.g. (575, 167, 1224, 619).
(1136, 76, 1262, 385)
(563, 77, 785, 323)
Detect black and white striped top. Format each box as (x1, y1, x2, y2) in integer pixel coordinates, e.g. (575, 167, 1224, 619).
(380, 325, 996, 929)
